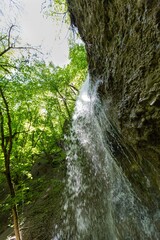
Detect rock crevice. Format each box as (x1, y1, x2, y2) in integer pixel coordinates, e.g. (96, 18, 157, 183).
(67, 0, 160, 210)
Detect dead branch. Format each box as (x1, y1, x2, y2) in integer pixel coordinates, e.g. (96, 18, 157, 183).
(0, 25, 41, 58)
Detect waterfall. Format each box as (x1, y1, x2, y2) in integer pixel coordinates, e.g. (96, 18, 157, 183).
(53, 76, 160, 240)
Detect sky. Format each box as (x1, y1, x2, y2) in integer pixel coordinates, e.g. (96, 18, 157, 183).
(0, 0, 70, 66)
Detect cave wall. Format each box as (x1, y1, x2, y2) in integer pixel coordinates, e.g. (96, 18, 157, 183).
(67, 0, 160, 210)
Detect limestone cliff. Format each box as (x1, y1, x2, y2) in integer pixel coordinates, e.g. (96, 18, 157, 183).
(67, 0, 160, 212)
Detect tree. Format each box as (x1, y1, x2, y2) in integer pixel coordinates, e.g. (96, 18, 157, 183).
(0, 42, 87, 238)
(0, 87, 21, 240)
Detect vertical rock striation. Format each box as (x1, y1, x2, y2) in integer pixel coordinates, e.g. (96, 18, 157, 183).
(67, 0, 160, 214)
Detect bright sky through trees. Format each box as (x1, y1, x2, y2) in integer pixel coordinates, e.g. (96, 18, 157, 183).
(0, 0, 70, 66)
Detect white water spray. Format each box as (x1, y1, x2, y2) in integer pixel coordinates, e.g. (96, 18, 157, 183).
(53, 76, 160, 240)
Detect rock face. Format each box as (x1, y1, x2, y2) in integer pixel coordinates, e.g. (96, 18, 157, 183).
(67, 0, 160, 211)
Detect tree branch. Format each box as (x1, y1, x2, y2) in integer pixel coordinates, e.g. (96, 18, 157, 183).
(0, 87, 13, 155)
(57, 89, 71, 118)
(0, 46, 11, 57)
(0, 25, 40, 58)
(69, 84, 79, 94)
(8, 25, 15, 47)
(0, 107, 5, 154)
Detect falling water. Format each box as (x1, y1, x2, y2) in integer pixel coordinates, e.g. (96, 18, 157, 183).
(53, 76, 160, 240)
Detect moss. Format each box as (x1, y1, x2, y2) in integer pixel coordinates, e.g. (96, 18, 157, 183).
(67, 0, 160, 212)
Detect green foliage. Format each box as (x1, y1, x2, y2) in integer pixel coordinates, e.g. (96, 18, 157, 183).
(0, 43, 87, 221)
(43, 0, 69, 23)
(0, 1, 88, 236)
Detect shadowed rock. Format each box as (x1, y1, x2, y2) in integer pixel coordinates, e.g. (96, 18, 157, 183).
(67, 0, 160, 212)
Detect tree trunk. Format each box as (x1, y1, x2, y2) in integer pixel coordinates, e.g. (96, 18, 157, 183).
(5, 169, 21, 240)
(12, 206, 21, 240)
(0, 88, 21, 240)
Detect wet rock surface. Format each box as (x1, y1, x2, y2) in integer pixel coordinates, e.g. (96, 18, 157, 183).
(67, 0, 160, 210)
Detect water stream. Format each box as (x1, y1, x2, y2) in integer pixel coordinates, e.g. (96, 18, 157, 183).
(53, 76, 160, 240)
